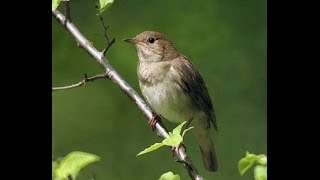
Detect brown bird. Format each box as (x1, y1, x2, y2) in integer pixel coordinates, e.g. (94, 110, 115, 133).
(124, 31, 218, 172)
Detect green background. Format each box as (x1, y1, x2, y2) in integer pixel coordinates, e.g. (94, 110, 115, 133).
(52, 0, 266, 179)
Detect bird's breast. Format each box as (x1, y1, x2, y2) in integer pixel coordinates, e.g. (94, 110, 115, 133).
(138, 63, 195, 123)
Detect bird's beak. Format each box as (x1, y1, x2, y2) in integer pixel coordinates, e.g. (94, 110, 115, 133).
(123, 38, 137, 44)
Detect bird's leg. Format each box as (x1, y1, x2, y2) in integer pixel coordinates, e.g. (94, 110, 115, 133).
(148, 114, 162, 130)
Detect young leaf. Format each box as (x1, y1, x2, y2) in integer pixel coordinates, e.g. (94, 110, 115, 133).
(172, 121, 187, 135)
(137, 121, 194, 156)
(254, 165, 267, 180)
(182, 127, 194, 138)
(256, 154, 267, 165)
(52, 0, 62, 11)
(238, 152, 258, 176)
(54, 151, 100, 180)
(159, 171, 180, 180)
(137, 143, 165, 156)
(99, 0, 114, 14)
(52, 161, 58, 178)
(162, 134, 182, 147)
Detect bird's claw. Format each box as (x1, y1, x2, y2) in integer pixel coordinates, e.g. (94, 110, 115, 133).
(148, 115, 161, 130)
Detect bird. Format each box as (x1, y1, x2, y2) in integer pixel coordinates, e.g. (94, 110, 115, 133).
(124, 31, 218, 172)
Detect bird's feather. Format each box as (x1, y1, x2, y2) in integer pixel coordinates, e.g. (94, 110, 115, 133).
(171, 55, 217, 131)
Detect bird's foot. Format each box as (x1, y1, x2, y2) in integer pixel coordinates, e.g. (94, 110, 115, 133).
(148, 114, 161, 130)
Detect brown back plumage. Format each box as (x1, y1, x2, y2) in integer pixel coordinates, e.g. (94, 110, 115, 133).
(172, 54, 217, 130)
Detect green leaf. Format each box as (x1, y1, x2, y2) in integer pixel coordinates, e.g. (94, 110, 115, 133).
(172, 121, 187, 135)
(162, 134, 182, 147)
(98, 0, 114, 14)
(137, 121, 194, 156)
(238, 152, 258, 176)
(52, 0, 62, 11)
(162, 121, 192, 147)
(54, 151, 100, 180)
(137, 143, 165, 156)
(238, 152, 268, 177)
(159, 171, 180, 180)
(254, 165, 267, 180)
(182, 127, 194, 138)
(256, 154, 267, 165)
(52, 161, 58, 178)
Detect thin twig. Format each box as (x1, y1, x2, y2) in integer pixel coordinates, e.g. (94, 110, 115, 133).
(97, 11, 116, 56)
(102, 38, 115, 56)
(52, 10, 204, 180)
(98, 14, 110, 43)
(52, 73, 108, 91)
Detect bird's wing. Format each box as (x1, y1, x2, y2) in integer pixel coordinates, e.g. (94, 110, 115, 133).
(172, 55, 217, 131)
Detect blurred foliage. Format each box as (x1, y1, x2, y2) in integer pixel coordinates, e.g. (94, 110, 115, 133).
(52, 0, 266, 179)
(238, 152, 267, 180)
(52, 151, 100, 180)
(159, 171, 180, 180)
(52, 0, 62, 11)
(98, 0, 115, 14)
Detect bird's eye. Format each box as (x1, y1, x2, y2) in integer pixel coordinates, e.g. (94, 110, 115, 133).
(148, 37, 155, 43)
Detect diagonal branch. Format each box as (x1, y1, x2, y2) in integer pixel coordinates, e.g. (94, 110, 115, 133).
(52, 10, 204, 180)
(52, 73, 108, 91)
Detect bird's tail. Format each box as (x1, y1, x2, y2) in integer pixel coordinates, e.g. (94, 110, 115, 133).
(194, 126, 218, 172)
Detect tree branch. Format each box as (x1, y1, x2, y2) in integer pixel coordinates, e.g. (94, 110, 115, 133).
(52, 73, 107, 91)
(52, 10, 204, 180)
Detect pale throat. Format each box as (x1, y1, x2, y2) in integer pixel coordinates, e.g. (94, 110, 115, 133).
(136, 44, 163, 63)
(137, 60, 171, 86)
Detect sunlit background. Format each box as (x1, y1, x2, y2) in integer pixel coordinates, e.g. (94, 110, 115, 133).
(52, 0, 266, 179)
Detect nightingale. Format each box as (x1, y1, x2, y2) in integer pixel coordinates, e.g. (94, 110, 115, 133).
(124, 31, 218, 172)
